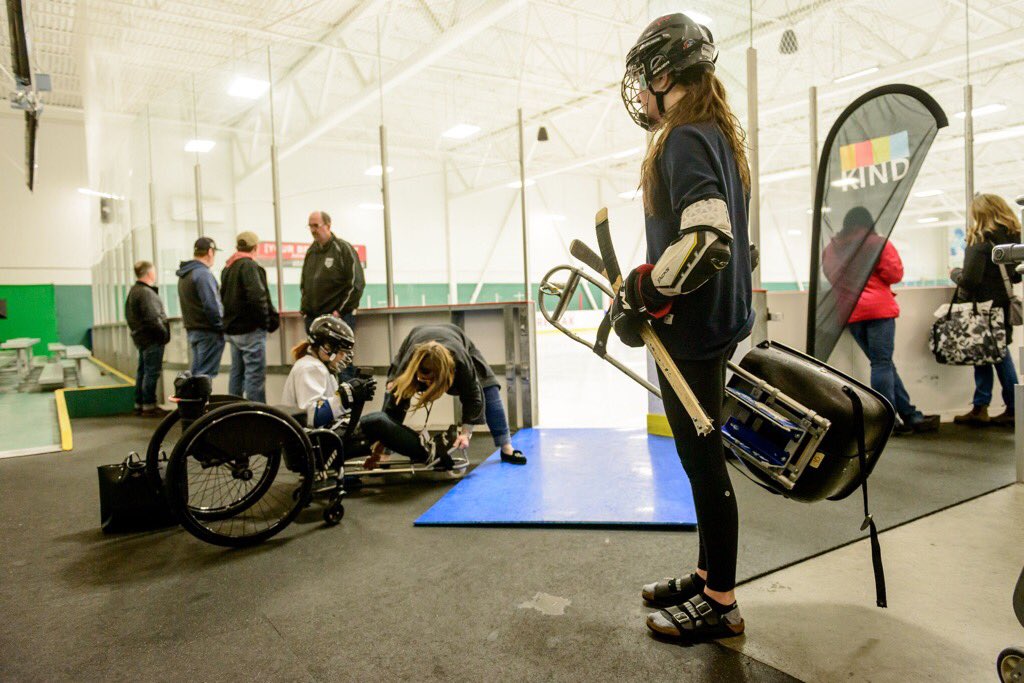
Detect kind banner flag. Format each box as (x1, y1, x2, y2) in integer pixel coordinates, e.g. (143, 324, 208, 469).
(807, 85, 948, 360)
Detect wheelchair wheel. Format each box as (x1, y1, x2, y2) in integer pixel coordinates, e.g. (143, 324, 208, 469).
(323, 498, 345, 526)
(165, 403, 313, 547)
(145, 394, 242, 493)
(998, 647, 1024, 683)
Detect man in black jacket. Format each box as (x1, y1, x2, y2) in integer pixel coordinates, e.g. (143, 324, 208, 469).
(301, 210, 365, 380)
(221, 231, 278, 402)
(125, 261, 171, 417)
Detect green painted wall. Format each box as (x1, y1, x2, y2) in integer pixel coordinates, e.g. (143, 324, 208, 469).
(55, 285, 94, 347)
(0, 285, 94, 354)
(0, 285, 59, 354)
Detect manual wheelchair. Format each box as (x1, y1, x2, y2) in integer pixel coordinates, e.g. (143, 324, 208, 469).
(145, 374, 371, 547)
(146, 373, 470, 547)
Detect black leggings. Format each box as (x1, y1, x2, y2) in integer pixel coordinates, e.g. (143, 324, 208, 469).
(656, 350, 738, 593)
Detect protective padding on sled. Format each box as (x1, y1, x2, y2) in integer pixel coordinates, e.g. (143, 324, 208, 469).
(415, 428, 697, 527)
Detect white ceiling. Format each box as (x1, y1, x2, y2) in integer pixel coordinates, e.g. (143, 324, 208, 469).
(3, 0, 1024, 204)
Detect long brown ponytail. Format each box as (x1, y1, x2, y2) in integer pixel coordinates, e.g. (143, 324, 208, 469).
(641, 70, 750, 217)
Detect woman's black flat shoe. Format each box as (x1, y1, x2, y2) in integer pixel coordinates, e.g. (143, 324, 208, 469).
(500, 449, 527, 465)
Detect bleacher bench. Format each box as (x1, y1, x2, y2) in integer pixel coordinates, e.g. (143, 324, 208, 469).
(37, 362, 65, 390)
(66, 346, 92, 382)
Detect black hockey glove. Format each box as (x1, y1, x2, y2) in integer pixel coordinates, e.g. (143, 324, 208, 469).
(340, 377, 377, 408)
(609, 268, 647, 348)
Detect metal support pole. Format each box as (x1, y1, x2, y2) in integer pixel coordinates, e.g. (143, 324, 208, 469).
(964, 84, 974, 218)
(517, 108, 531, 302)
(516, 108, 538, 425)
(746, 47, 761, 290)
(442, 157, 458, 304)
(191, 77, 203, 238)
(194, 164, 204, 238)
(380, 124, 395, 308)
(268, 47, 288, 365)
(809, 86, 818, 210)
(146, 107, 160, 302)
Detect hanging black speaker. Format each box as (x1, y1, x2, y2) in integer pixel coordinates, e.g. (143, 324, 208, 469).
(779, 28, 799, 54)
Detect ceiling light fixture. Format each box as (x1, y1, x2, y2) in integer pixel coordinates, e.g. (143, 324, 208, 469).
(833, 66, 879, 84)
(618, 189, 642, 200)
(364, 165, 394, 176)
(442, 123, 481, 140)
(184, 139, 215, 153)
(917, 216, 939, 224)
(227, 76, 270, 99)
(78, 188, 124, 200)
(954, 103, 1007, 119)
(506, 179, 536, 189)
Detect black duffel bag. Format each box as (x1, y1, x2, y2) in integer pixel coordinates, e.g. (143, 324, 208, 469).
(98, 453, 177, 533)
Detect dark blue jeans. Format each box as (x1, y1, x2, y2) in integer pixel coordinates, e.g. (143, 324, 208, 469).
(848, 318, 924, 424)
(134, 344, 164, 408)
(483, 384, 512, 447)
(973, 349, 1018, 409)
(227, 329, 267, 403)
(187, 329, 225, 379)
(304, 312, 357, 382)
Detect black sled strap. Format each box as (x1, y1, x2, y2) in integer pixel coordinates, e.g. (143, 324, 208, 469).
(843, 386, 887, 608)
(593, 313, 613, 358)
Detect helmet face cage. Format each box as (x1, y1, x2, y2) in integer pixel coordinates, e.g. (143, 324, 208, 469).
(621, 17, 718, 131)
(308, 316, 355, 370)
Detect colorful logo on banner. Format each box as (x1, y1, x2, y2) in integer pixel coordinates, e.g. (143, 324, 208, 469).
(255, 242, 367, 267)
(836, 130, 910, 191)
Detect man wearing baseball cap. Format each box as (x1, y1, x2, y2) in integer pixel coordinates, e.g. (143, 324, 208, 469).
(220, 231, 279, 403)
(176, 236, 225, 378)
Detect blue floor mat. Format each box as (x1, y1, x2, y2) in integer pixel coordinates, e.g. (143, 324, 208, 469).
(415, 428, 696, 528)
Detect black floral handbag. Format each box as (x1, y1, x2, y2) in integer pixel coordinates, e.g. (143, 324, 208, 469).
(929, 287, 1007, 365)
(97, 453, 177, 533)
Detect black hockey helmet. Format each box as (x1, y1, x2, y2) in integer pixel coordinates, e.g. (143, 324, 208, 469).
(308, 315, 355, 365)
(621, 13, 718, 130)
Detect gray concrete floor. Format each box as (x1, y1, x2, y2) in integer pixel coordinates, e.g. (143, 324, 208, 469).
(723, 484, 1024, 682)
(0, 416, 1017, 681)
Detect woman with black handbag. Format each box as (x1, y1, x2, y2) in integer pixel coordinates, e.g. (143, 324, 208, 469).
(949, 193, 1022, 426)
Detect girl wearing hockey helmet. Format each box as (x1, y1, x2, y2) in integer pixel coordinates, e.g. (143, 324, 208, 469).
(360, 323, 526, 469)
(282, 315, 376, 428)
(612, 12, 753, 641)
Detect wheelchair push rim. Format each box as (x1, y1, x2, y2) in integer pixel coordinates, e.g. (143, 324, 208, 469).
(165, 403, 314, 547)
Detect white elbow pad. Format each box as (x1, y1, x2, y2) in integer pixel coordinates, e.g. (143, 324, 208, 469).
(651, 197, 734, 296)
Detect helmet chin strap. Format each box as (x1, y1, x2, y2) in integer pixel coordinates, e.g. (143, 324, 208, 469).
(650, 78, 677, 119)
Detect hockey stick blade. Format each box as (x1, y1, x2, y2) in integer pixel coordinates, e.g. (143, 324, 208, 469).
(569, 239, 606, 276)
(594, 208, 622, 292)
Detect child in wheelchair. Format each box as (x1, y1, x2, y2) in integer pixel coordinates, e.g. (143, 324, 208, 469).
(282, 315, 376, 431)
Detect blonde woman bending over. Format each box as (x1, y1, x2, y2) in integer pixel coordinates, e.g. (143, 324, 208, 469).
(360, 324, 526, 469)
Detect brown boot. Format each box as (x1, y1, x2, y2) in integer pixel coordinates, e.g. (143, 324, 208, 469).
(953, 405, 990, 426)
(990, 408, 1015, 426)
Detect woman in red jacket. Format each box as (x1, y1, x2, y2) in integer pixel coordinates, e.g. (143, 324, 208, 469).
(824, 207, 939, 434)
